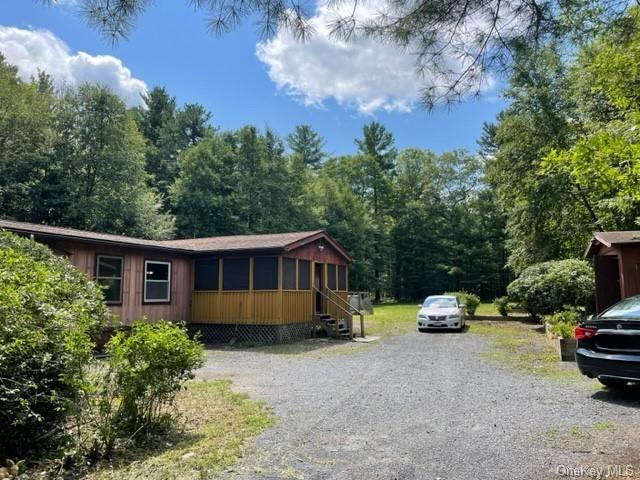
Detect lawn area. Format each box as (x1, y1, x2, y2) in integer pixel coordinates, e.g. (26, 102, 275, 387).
(468, 321, 588, 385)
(84, 380, 273, 480)
(364, 303, 418, 337)
(474, 302, 501, 316)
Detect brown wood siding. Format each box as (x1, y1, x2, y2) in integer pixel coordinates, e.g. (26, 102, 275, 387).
(45, 240, 191, 324)
(286, 239, 348, 265)
(619, 246, 640, 298)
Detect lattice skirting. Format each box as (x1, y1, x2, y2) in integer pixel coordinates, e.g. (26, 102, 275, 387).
(187, 322, 316, 345)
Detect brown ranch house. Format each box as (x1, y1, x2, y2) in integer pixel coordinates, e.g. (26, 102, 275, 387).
(1, 219, 360, 343)
(586, 231, 640, 313)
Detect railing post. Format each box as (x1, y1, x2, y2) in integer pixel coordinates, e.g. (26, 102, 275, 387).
(360, 313, 365, 338)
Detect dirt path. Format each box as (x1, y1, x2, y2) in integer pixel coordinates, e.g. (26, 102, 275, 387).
(197, 330, 640, 480)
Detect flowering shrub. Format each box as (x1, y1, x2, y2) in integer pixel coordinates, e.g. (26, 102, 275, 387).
(507, 259, 594, 318)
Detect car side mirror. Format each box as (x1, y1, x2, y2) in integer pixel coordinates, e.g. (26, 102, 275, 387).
(460, 303, 466, 308)
(417, 304, 422, 308)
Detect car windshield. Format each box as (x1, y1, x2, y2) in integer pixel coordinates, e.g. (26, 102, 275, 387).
(600, 296, 640, 319)
(422, 297, 457, 308)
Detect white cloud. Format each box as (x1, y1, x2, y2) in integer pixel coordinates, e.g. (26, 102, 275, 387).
(256, 3, 422, 115)
(0, 26, 147, 106)
(256, 1, 504, 114)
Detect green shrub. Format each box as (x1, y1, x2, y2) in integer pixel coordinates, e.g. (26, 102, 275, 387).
(545, 310, 582, 338)
(106, 321, 204, 436)
(506, 259, 594, 318)
(445, 291, 481, 316)
(493, 296, 510, 317)
(0, 230, 107, 457)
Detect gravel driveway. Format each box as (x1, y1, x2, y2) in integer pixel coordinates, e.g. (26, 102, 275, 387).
(197, 330, 640, 480)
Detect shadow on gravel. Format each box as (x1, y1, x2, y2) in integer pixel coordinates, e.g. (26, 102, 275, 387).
(205, 337, 364, 356)
(592, 385, 640, 408)
(418, 324, 469, 334)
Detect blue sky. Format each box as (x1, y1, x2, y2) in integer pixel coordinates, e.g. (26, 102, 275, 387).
(0, 1, 507, 155)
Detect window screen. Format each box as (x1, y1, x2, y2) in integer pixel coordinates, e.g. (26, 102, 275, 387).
(253, 256, 278, 290)
(194, 258, 218, 291)
(144, 260, 171, 302)
(298, 260, 310, 290)
(96, 255, 123, 303)
(223, 258, 249, 290)
(327, 264, 337, 290)
(283, 257, 296, 290)
(338, 265, 347, 291)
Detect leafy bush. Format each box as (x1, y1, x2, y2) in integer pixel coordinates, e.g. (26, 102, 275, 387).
(0, 230, 107, 457)
(507, 259, 594, 318)
(106, 322, 204, 436)
(545, 310, 582, 339)
(493, 296, 510, 316)
(445, 291, 481, 315)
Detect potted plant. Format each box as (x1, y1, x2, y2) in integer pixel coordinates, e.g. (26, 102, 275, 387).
(544, 311, 581, 361)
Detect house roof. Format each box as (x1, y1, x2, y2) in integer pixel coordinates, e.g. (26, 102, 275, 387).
(0, 219, 351, 260)
(585, 231, 640, 257)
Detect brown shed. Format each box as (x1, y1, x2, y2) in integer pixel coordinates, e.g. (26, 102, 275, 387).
(0, 220, 355, 343)
(585, 231, 640, 313)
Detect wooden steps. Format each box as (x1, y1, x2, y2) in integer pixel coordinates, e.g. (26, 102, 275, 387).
(316, 313, 352, 339)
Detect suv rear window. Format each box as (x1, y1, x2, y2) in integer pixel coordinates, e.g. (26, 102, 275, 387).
(601, 296, 640, 319)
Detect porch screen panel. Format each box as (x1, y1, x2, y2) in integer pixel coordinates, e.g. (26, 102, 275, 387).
(338, 265, 347, 291)
(223, 258, 249, 290)
(328, 264, 337, 290)
(194, 258, 218, 291)
(253, 256, 278, 290)
(298, 260, 310, 290)
(283, 257, 296, 290)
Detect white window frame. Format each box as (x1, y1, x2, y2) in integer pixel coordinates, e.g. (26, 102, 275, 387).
(144, 260, 171, 303)
(96, 255, 123, 304)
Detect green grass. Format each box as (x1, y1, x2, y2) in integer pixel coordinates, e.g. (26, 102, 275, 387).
(364, 303, 419, 338)
(474, 303, 501, 316)
(468, 321, 588, 384)
(85, 380, 274, 480)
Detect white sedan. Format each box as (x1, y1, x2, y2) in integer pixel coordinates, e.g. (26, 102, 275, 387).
(417, 295, 466, 332)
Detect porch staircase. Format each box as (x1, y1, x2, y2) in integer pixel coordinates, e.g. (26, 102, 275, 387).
(316, 313, 352, 339)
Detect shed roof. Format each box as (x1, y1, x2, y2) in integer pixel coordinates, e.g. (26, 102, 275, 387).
(585, 231, 640, 257)
(0, 219, 351, 260)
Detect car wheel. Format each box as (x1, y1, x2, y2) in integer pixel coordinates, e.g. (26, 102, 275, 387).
(418, 327, 426, 333)
(599, 377, 629, 389)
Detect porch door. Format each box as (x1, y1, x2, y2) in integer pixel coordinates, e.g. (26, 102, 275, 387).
(315, 263, 324, 313)
(594, 255, 621, 313)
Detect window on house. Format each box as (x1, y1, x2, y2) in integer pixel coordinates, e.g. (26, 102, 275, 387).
(144, 260, 171, 303)
(283, 257, 296, 290)
(298, 260, 310, 290)
(96, 255, 123, 304)
(223, 258, 249, 290)
(194, 258, 218, 291)
(253, 256, 278, 290)
(327, 264, 337, 290)
(338, 265, 347, 291)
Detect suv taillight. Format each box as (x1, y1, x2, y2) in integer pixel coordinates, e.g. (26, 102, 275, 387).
(574, 326, 596, 340)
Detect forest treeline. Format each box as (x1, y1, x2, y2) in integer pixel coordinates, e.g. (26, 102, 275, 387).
(3, 7, 640, 300)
